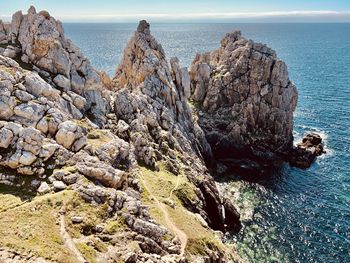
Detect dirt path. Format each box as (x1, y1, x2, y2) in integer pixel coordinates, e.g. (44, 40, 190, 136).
(140, 173, 188, 255)
(59, 214, 86, 263)
(167, 174, 180, 201)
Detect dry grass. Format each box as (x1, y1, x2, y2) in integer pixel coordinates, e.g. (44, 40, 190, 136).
(0, 184, 34, 213)
(76, 242, 97, 263)
(86, 129, 113, 148)
(0, 190, 78, 262)
(0, 188, 122, 263)
(64, 192, 109, 239)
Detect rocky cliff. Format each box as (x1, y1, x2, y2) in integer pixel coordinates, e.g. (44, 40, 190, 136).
(0, 6, 301, 263)
(1, 7, 110, 126)
(112, 20, 241, 234)
(190, 31, 298, 174)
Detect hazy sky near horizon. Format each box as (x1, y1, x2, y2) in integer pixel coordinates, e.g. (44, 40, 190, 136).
(1, 0, 350, 22)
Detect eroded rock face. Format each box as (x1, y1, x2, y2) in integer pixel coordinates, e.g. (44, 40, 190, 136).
(3, 6, 111, 126)
(0, 54, 98, 175)
(55, 121, 85, 150)
(190, 30, 298, 166)
(113, 21, 239, 233)
(1, 11, 222, 262)
(0, 6, 302, 261)
(0, 51, 182, 260)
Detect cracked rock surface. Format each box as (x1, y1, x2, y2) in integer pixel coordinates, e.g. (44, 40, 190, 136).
(0, 6, 303, 263)
(190, 30, 298, 168)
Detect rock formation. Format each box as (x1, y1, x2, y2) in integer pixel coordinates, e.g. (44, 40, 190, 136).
(0, 5, 319, 263)
(1, 6, 110, 126)
(189, 30, 298, 171)
(113, 20, 240, 233)
(290, 133, 325, 168)
(0, 9, 243, 263)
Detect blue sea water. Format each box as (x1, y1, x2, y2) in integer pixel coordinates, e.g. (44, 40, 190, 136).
(64, 23, 350, 263)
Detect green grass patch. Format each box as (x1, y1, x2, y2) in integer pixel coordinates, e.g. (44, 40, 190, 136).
(90, 238, 108, 253)
(64, 193, 109, 238)
(0, 183, 35, 212)
(0, 190, 79, 262)
(0, 188, 119, 262)
(211, 71, 223, 80)
(76, 243, 97, 263)
(104, 216, 127, 235)
(86, 129, 113, 149)
(139, 164, 227, 257)
(188, 99, 203, 111)
(174, 182, 197, 206)
(186, 237, 221, 256)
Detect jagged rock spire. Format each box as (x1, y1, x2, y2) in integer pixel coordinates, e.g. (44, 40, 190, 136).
(137, 19, 150, 34)
(112, 20, 240, 234)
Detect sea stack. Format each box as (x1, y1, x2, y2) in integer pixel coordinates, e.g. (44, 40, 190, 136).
(190, 30, 298, 172)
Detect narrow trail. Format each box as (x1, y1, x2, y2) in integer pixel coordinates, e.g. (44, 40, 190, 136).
(140, 173, 188, 256)
(59, 214, 86, 263)
(167, 174, 181, 200)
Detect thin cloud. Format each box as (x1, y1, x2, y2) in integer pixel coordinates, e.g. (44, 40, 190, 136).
(57, 10, 350, 19)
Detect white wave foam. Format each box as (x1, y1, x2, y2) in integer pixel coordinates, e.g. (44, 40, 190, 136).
(293, 126, 334, 158)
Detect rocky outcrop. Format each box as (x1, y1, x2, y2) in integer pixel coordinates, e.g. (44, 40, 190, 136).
(1, 6, 111, 126)
(289, 133, 325, 168)
(0, 50, 183, 260)
(0, 9, 243, 261)
(190, 30, 298, 169)
(0, 54, 91, 175)
(0, 6, 306, 263)
(113, 20, 240, 233)
(0, 8, 190, 261)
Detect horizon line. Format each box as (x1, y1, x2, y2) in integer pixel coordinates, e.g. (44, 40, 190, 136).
(1, 10, 350, 22)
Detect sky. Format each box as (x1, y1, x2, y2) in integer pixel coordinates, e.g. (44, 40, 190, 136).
(1, 0, 350, 23)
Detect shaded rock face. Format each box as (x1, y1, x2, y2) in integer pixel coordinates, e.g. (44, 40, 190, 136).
(290, 133, 325, 168)
(1, 6, 111, 126)
(113, 20, 239, 232)
(190, 31, 298, 167)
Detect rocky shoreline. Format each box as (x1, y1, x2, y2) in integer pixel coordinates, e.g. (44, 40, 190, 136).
(0, 6, 324, 263)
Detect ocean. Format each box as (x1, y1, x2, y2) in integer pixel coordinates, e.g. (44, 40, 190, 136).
(64, 23, 350, 263)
